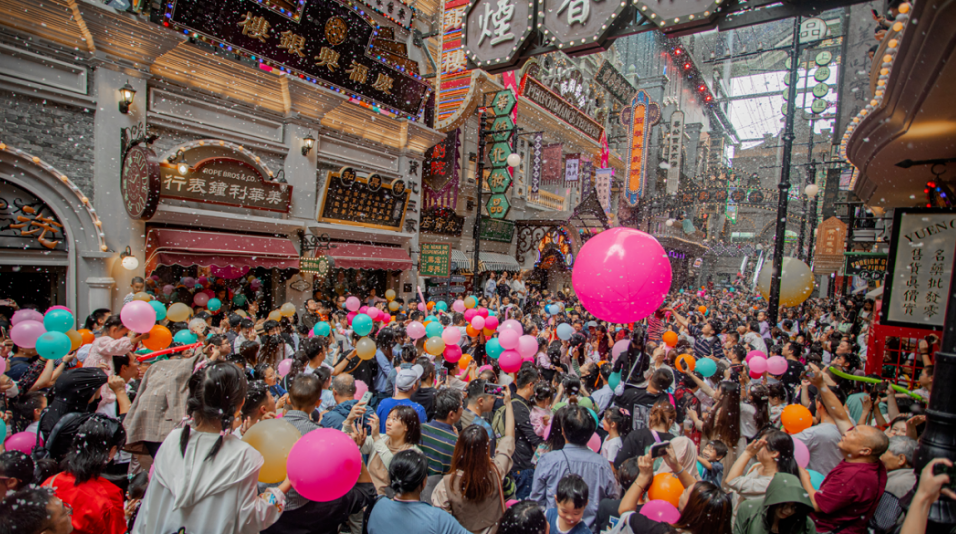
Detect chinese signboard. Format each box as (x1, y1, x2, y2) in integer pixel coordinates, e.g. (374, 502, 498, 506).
(319, 167, 409, 231)
(420, 242, 452, 277)
(300, 255, 333, 277)
(622, 90, 660, 205)
(479, 217, 515, 242)
(159, 157, 292, 213)
(638, 0, 721, 33)
(520, 76, 605, 141)
(436, 0, 476, 131)
(565, 156, 579, 182)
(162, 0, 431, 119)
(595, 60, 635, 105)
(356, 0, 414, 28)
(595, 168, 612, 214)
(0, 178, 66, 251)
(844, 252, 887, 282)
(420, 206, 465, 237)
(539, 0, 632, 53)
(663, 110, 684, 194)
(882, 209, 955, 329)
(530, 132, 543, 194)
(423, 130, 461, 208)
(121, 144, 161, 220)
(486, 90, 516, 220)
(462, 0, 535, 71)
(813, 216, 847, 275)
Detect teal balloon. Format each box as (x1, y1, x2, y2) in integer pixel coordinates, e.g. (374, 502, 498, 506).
(149, 300, 167, 321)
(486, 338, 503, 359)
(697, 461, 705, 478)
(36, 331, 71, 360)
(425, 321, 443, 338)
(233, 294, 247, 306)
(808, 470, 825, 490)
(43, 310, 74, 333)
(435, 301, 448, 312)
(426, 315, 438, 324)
(313, 322, 331, 337)
(0, 418, 5, 443)
(608, 370, 621, 391)
(696, 358, 717, 378)
(488, 310, 496, 316)
(173, 330, 198, 344)
(352, 314, 373, 337)
(207, 298, 222, 312)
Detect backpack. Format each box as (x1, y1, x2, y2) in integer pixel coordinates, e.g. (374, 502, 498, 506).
(492, 403, 509, 439)
(32, 411, 93, 462)
(868, 491, 903, 534)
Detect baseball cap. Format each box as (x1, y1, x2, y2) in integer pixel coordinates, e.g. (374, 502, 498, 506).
(396, 364, 424, 391)
(587, 321, 598, 328)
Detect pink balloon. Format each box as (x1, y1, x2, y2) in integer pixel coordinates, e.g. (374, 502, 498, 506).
(444, 344, 462, 363)
(463, 309, 477, 322)
(517, 335, 538, 358)
(499, 329, 519, 350)
(746, 350, 767, 364)
(640, 500, 681, 524)
(11, 309, 43, 326)
(471, 316, 486, 330)
(749, 356, 768, 375)
(522, 355, 535, 364)
(366, 308, 380, 321)
(182, 277, 196, 287)
(0, 357, 5, 375)
(346, 311, 358, 325)
(197, 276, 208, 285)
(163, 284, 174, 295)
(358, 306, 369, 315)
(121, 300, 157, 334)
(499, 350, 522, 373)
(612, 340, 631, 359)
(193, 292, 210, 307)
(505, 499, 520, 509)
(477, 308, 489, 318)
(767, 356, 789, 376)
(418, 303, 427, 312)
(45, 305, 72, 315)
(278, 358, 293, 377)
(346, 297, 361, 312)
(287, 429, 362, 502)
(749, 369, 764, 380)
(353, 380, 369, 400)
(587, 432, 602, 453)
(484, 316, 499, 330)
(407, 321, 426, 340)
(571, 227, 672, 323)
(442, 327, 461, 345)
(10, 320, 45, 349)
(452, 299, 466, 313)
(499, 320, 523, 336)
(793, 436, 810, 469)
(4, 432, 41, 455)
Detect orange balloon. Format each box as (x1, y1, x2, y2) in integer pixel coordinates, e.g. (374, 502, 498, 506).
(676, 353, 695, 373)
(648, 473, 684, 507)
(781, 404, 814, 434)
(466, 324, 480, 337)
(458, 354, 472, 370)
(482, 327, 496, 337)
(65, 329, 83, 351)
(698, 306, 707, 314)
(143, 325, 172, 351)
(662, 331, 678, 347)
(77, 329, 95, 346)
(427, 301, 435, 310)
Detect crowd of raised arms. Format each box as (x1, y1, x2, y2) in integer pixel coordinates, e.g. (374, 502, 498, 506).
(0, 272, 950, 534)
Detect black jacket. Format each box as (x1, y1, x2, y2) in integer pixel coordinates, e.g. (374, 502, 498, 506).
(510, 394, 543, 470)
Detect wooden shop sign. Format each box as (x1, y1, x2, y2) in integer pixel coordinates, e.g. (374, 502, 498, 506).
(159, 157, 291, 213)
(318, 167, 409, 231)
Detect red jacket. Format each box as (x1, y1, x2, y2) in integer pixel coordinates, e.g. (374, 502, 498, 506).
(44, 472, 126, 534)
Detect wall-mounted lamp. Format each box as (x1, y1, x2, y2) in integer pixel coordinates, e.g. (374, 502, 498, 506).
(118, 81, 136, 114)
(177, 162, 189, 175)
(506, 153, 521, 168)
(120, 246, 139, 271)
(302, 135, 316, 156)
(804, 184, 819, 198)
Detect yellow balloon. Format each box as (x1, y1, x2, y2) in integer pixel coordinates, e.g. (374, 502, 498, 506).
(425, 336, 446, 356)
(464, 296, 477, 309)
(356, 337, 377, 360)
(279, 302, 296, 317)
(133, 292, 152, 302)
(235, 309, 248, 318)
(385, 289, 396, 301)
(268, 310, 283, 322)
(756, 257, 815, 307)
(167, 302, 192, 322)
(65, 329, 83, 351)
(241, 419, 301, 483)
(388, 301, 400, 312)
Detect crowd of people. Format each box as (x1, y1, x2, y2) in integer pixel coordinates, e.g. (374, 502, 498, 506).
(0, 271, 951, 534)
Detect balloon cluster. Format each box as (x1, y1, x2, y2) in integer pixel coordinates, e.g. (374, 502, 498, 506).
(10, 307, 94, 360)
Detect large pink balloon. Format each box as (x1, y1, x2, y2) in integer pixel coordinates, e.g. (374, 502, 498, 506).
(517, 335, 538, 358)
(745, 350, 766, 364)
(793, 436, 810, 468)
(345, 297, 361, 312)
(287, 429, 362, 501)
(407, 321, 426, 340)
(444, 344, 463, 363)
(571, 227, 672, 323)
(499, 350, 522, 373)
(767, 356, 788, 376)
(498, 319, 523, 336)
(587, 432, 602, 453)
(499, 329, 519, 350)
(11, 309, 43, 326)
(353, 380, 369, 400)
(366, 308, 380, 321)
(452, 299, 466, 313)
(471, 316, 486, 330)
(10, 320, 45, 348)
(4, 432, 41, 455)
(640, 500, 681, 524)
(484, 316, 499, 330)
(121, 300, 157, 334)
(441, 327, 461, 346)
(749, 356, 768, 375)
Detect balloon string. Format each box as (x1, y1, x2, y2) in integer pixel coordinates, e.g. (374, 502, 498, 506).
(827, 366, 926, 402)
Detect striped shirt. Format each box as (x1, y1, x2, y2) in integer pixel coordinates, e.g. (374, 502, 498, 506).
(688, 324, 720, 360)
(419, 420, 458, 476)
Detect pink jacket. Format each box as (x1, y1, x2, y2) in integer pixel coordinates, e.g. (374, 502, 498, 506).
(84, 336, 134, 409)
(530, 405, 552, 438)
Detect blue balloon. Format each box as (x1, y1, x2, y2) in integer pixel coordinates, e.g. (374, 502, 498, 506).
(313, 322, 331, 337)
(173, 330, 198, 344)
(352, 313, 373, 337)
(808, 470, 825, 490)
(207, 298, 222, 312)
(696, 358, 717, 378)
(43, 309, 74, 333)
(556, 323, 574, 341)
(36, 331, 72, 360)
(435, 301, 448, 312)
(486, 338, 503, 359)
(149, 300, 167, 321)
(425, 321, 443, 339)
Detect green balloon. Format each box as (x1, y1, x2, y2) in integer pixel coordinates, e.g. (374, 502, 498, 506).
(313, 322, 331, 337)
(352, 314, 373, 337)
(233, 294, 247, 306)
(173, 330, 198, 344)
(435, 301, 448, 311)
(425, 321, 443, 338)
(149, 300, 167, 321)
(486, 338, 503, 359)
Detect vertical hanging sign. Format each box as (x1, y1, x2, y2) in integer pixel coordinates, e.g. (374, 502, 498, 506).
(565, 156, 579, 182)
(665, 110, 685, 194)
(531, 132, 543, 194)
(621, 90, 660, 205)
(486, 90, 516, 220)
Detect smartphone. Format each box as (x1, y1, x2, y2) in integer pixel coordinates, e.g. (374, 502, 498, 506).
(438, 368, 448, 382)
(932, 462, 956, 491)
(650, 441, 671, 459)
(358, 391, 373, 428)
(484, 383, 505, 396)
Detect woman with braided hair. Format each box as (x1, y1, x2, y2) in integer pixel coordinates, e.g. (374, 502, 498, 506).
(131, 361, 291, 534)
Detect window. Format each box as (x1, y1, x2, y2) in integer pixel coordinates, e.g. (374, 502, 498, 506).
(731, 231, 755, 242)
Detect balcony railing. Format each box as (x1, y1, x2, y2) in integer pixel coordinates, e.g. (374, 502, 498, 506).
(527, 190, 566, 211)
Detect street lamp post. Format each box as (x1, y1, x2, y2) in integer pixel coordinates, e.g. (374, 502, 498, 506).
(472, 108, 487, 278)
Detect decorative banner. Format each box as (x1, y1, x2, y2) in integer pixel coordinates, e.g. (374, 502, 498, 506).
(595, 60, 636, 105)
(121, 144, 161, 220)
(422, 129, 461, 209)
(0, 178, 67, 251)
(622, 90, 661, 205)
(519, 76, 605, 141)
(435, 0, 475, 131)
(813, 216, 847, 275)
(542, 144, 563, 185)
(318, 167, 409, 231)
(159, 157, 291, 213)
(530, 132, 543, 194)
(461, 0, 535, 72)
(565, 156, 579, 182)
(355, 0, 414, 28)
(300, 255, 334, 277)
(420, 206, 465, 237)
(882, 209, 955, 329)
(419, 242, 452, 278)
(594, 168, 613, 214)
(479, 217, 516, 242)
(580, 159, 593, 189)
(844, 252, 888, 282)
(664, 110, 685, 194)
(162, 0, 431, 119)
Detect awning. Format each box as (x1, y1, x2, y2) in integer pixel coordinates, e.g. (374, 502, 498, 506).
(327, 243, 412, 271)
(145, 229, 299, 274)
(479, 252, 521, 272)
(451, 249, 472, 271)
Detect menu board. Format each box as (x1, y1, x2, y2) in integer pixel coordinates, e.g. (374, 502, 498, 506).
(419, 242, 451, 278)
(318, 167, 408, 231)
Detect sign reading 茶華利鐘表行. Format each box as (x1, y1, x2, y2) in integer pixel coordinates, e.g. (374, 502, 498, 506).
(420, 242, 452, 278)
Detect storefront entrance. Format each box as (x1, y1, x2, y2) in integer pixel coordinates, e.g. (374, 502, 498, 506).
(0, 265, 67, 310)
